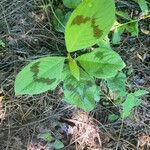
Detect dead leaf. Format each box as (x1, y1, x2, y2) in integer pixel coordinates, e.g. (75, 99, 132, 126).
(137, 135, 150, 150)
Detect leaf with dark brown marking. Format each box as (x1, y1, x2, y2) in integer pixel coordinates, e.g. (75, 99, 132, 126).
(30, 62, 56, 85)
(36, 78, 56, 85)
(30, 61, 40, 80)
(15, 57, 65, 95)
(91, 18, 103, 38)
(63, 72, 100, 112)
(71, 15, 91, 26)
(65, 0, 115, 52)
(77, 48, 126, 79)
(94, 51, 105, 60)
(30, 62, 40, 74)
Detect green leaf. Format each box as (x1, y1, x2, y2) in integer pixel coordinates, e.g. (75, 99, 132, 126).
(53, 9, 71, 32)
(112, 20, 139, 44)
(125, 21, 139, 36)
(122, 90, 149, 118)
(77, 48, 126, 79)
(54, 140, 64, 149)
(112, 26, 125, 44)
(133, 90, 149, 97)
(65, 0, 115, 52)
(63, 67, 100, 112)
(122, 93, 142, 118)
(63, 0, 82, 9)
(15, 57, 65, 95)
(98, 36, 111, 49)
(68, 54, 80, 80)
(107, 72, 127, 97)
(42, 132, 53, 142)
(137, 0, 148, 15)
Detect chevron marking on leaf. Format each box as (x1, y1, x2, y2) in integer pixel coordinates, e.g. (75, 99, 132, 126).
(30, 61, 40, 80)
(30, 62, 56, 85)
(71, 15, 103, 39)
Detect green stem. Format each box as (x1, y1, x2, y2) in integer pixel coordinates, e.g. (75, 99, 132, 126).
(113, 13, 150, 30)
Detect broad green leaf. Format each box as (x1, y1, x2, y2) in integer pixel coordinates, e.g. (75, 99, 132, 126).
(107, 72, 127, 97)
(77, 48, 126, 79)
(65, 0, 115, 52)
(122, 93, 142, 118)
(63, 0, 82, 9)
(133, 90, 149, 97)
(15, 57, 65, 95)
(68, 54, 80, 80)
(63, 67, 100, 112)
(54, 140, 64, 149)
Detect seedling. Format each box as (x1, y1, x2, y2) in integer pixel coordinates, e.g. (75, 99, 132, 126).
(15, 0, 148, 116)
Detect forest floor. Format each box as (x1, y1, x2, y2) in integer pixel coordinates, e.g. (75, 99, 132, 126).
(0, 0, 150, 150)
